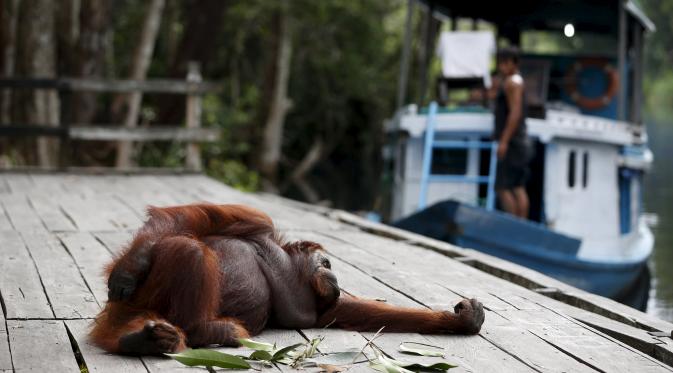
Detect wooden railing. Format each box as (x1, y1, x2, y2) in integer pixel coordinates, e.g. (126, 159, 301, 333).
(0, 63, 221, 170)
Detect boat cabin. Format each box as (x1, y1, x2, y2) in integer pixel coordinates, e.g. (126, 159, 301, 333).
(388, 0, 654, 262)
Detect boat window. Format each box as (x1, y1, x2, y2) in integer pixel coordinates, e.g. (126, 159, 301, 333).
(567, 150, 576, 188)
(431, 148, 467, 175)
(582, 151, 589, 188)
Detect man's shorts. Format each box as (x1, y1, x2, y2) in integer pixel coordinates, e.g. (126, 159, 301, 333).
(495, 142, 532, 190)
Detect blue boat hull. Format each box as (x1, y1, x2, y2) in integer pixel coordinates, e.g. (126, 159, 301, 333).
(393, 200, 650, 309)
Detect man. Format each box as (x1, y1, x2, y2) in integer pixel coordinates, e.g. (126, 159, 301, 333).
(494, 47, 531, 219)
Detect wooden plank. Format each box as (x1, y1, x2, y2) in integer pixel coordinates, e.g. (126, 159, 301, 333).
(0, 177, 10, 194)
(70, 126, 220, 142)
(0, 77, 221, 94)
(2, 174, 34, 193)
(500, 309, 673, 372)
(59, 232, 113, 305)
(0, 230, 53, 319)
(65, 319, 148, 373)
(0, 195, 46, 233)
(28, 194, 77, 232)
(0, 309, 12, 372)
(305, 232, 619, 372)
(94, 195, 144, 231)
(22, 232, 100, 318)
(8, 320, 80, 372)
(94, 231, 133, 256)
(302, 329, 368, 355)
(58, 195, 118, 232)
(479, 311, 598, 373)
(0, 206, 13, 237)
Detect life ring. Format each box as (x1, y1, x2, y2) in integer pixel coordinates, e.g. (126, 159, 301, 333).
(565, 59, 619, 110)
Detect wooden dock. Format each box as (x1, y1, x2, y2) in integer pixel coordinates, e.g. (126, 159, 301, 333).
(1, 172, 673, 372)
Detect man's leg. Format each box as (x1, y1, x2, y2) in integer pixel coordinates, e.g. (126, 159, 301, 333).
(512, 187, 529, 219)
(497, 189, 517, 216)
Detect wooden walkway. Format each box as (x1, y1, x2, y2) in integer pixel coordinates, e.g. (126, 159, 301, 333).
(1, 172, 673, 372)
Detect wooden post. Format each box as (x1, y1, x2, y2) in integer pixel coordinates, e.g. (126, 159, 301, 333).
(58, 86, 72, 169)
(185, 61, 203, 171)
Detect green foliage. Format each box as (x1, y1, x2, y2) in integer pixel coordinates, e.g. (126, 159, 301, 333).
(398, 342, 445, 358)
(639, 0, 673, 120)
(206, 159, 260, 192)
(167, 335, 457, 372)
(166, 349, 252, 369)
(137, 142, 185, 168)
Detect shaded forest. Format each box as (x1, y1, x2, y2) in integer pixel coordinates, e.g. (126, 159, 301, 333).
(0, 0, 670, 213)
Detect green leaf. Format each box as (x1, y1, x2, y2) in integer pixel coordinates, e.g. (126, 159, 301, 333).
(398, 342, 445, 358)
(166, 349, 252, 369)
(238, 338, 275, 352)
(370, 350, 414, 373)
(316, 350, 366, 365)
(271, 343, 305, 361)
(248, 350, 273, 361)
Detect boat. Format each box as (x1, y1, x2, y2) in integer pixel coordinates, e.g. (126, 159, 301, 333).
(385, 0, 655, 309)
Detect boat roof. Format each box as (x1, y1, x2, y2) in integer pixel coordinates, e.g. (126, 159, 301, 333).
(420, 0, 655, 34)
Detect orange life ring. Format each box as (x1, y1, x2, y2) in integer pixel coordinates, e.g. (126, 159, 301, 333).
(565, 59, 620, 110)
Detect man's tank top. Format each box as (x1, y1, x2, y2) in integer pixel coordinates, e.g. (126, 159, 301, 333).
(494, 74, 527, 146)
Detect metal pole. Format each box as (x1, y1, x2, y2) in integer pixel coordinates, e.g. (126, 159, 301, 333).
(618, 0, 627, 121)
(396, 0, 415, 109)
(418, 101, 438, 210)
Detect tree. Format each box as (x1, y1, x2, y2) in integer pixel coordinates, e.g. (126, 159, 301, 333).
(259, 0, 293, 191)
(16, 0, 59, 167)
(115, 0, 165, 168)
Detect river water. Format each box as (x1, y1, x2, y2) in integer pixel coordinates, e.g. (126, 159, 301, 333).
(645, 119, 673, 321)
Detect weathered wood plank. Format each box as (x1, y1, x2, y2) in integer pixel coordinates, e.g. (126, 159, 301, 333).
(0, 177, 10, 194)
(28, 194, 77, 232)
(59, 232, 113, 305)
(0, 310, 12, 372)
(0, 203, 11, 228)
(8, 320, 80, 372)
(499, 309, 673, 372)
(2, 174, 34, 194)
(308, 232, 634, 372)
(58, 195, 118, 232)
(65, 319, 148, 373)
(21, 232, 100, 318)
(480, 311, 598, 373)
(70, 126, 220, 142)
(0, 230, 53, 319)
(0, 195, 47, 233)
(94, 231, 133, 255)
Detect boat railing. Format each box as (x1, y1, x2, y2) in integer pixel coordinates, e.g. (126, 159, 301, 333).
(418, 101, 498, 211)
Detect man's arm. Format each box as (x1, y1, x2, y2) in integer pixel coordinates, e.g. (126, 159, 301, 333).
(497, 77, 524, 159)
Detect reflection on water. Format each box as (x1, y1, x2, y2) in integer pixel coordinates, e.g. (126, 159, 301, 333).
(645, 119, 673, 321)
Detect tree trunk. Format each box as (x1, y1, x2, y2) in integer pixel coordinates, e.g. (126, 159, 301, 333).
(16, 0, 59, 167)
(259, 1, 293, 191)
(115, 0, 165, 169)
(72, 0, 111, 124)
(0, 0, 20, 125)
(155, 0, 227, 125)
